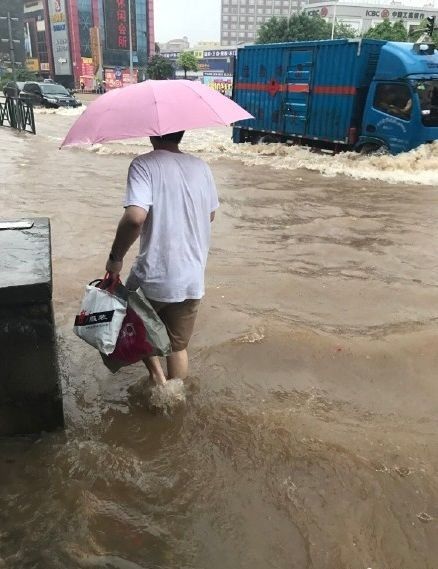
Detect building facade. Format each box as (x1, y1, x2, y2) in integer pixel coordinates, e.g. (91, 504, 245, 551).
(162, 48, 237, 96)
(221, 0, 304, 45)
(3, 0, 155, 89)
(0, 0, 25, 76)
(23, 1, 52, 78)
(304, 1, 438, 35)
(66, 0, 155, 88)
(159, 36, 190, 53)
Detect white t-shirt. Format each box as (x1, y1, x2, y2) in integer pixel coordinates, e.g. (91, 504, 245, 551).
(124, 149, 219, 303)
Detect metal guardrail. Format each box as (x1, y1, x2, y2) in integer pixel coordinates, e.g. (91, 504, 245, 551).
(0, 96, 36, 134)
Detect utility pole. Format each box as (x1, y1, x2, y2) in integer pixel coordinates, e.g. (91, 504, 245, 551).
(331, 1, 337, 40)
(0, 12, 20, 81)
(128, 0, 134, 83)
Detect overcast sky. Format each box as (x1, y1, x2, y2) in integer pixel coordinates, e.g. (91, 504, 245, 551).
(155, 0, 221, 45)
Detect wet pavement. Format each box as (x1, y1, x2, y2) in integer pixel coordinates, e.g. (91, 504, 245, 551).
(0, 106, 437, 568)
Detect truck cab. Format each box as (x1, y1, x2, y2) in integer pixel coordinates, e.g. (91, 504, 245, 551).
(360, 42, 438, 154)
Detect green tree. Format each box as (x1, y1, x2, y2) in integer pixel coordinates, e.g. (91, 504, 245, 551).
(0, 67, 37, 89)
(334, 21, 357, 39)
(256, 13, 355, 44)
(409, 20, 438, 42)
(364, 19, 408, 41)
(177, 51, 199, 79)
(146, 55, 174, 80)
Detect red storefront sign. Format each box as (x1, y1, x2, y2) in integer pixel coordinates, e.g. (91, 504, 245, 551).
(104, 0, 137, 51)
(104, 67, 138, 89)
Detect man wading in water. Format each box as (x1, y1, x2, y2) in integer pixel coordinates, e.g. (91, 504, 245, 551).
(105, 132, 219, 385)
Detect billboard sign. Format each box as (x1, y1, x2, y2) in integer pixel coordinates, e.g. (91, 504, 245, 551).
(26, 58, 40, 72)
(198, 57, 234, 75)
(48, 0, 72, 75)
(203, 49, 237, 58)
(104, 67, 138, 89)
(203, 75, 233, 97)
(104, 0, 137, 51)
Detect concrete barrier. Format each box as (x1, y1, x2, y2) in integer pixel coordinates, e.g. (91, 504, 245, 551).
(0, 218, 64, 435)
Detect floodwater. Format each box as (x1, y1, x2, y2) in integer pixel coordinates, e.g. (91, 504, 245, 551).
(0, 102, 437, 569)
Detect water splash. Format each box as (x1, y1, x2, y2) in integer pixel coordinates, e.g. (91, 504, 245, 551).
(34, 106, 86, 117)
(84, 128, 438, 186)
(147, 379, 186, 414)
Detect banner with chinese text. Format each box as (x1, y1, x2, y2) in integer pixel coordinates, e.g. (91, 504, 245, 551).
(104, 0, 137, 51)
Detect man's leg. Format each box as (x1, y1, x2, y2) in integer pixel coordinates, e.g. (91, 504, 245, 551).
(143, 356, 167, 385)
(166, 349, 188, 380)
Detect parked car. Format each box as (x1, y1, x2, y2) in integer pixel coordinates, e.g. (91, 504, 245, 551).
(2, 81, 26, 98)
(19, 82, 82, 108)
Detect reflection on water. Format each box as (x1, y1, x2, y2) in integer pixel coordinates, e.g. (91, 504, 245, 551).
(0, 107, 437, 569)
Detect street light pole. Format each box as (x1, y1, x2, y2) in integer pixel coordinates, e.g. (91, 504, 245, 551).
(128, 0, 134, 83)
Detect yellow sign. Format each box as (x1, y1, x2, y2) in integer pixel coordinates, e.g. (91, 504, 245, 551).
(26, 58, 40, 72)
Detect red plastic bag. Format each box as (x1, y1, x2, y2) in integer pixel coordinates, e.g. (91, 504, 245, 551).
(108, 307, 154, 364)
(100, 288, 171, 374)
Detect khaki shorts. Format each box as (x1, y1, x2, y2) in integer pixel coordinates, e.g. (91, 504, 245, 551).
(149, 298, 200, 352)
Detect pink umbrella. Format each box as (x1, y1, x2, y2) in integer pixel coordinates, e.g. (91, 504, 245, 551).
(61, 80, 253, 147)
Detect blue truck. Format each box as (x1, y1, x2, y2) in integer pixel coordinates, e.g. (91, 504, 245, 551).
(232, 39, 438, 154)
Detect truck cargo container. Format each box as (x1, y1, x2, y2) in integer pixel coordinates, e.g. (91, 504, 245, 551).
(232, 39, 438, 154)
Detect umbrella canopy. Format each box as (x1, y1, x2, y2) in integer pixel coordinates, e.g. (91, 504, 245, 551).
(61, 79, 253, 147)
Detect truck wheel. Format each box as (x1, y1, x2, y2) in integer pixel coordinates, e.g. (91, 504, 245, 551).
(360, 143, 388, 155)
(259, 134, 280, 144)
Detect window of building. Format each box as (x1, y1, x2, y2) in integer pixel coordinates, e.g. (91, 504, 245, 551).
(239, 31, 246, 37)
(374, 83, 412, 120)
(231, 15, 238, 21)
(223, 15, 230, 21)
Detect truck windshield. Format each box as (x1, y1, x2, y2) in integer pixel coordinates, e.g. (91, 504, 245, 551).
(412, 80, 438, 127)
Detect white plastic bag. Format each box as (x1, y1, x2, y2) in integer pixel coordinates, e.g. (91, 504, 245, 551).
(73, 280, 128, 355)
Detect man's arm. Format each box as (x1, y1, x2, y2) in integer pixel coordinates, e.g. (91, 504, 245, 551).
(106, 206, 148, 277)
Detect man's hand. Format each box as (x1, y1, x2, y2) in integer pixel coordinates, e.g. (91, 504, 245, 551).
(106, 257, 123, 278)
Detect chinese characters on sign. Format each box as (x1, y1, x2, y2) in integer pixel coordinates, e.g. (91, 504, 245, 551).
(365, 9, 426, 19)
(203, 50, 237, 58)
(203, 75, 233, 97)
(104, 0, 137, 51)
(104, 67, 138, 89)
